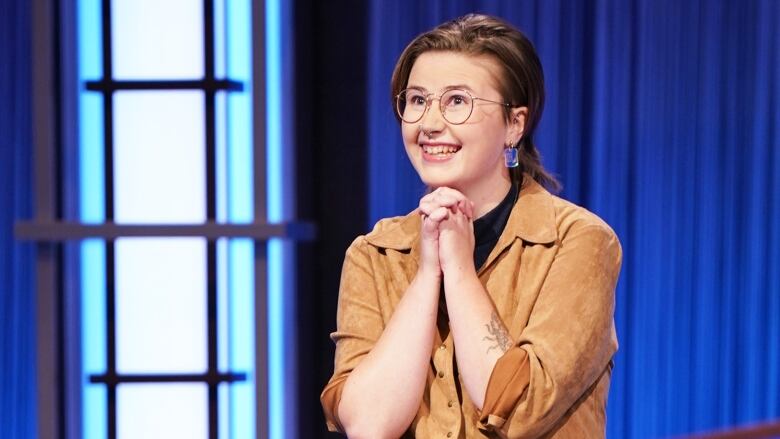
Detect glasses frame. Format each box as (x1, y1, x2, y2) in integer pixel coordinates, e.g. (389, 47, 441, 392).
(395, 87, 512, 125)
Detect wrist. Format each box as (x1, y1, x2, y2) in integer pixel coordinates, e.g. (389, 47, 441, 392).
(442, 262, 478, 285)
(415, 265, 443, 283)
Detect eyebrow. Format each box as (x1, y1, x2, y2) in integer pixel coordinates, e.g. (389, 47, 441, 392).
(444, 84, 476, 92)
(406, 84, 477, 93)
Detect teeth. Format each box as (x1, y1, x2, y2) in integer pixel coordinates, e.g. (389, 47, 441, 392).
(423, 145, 459, 154)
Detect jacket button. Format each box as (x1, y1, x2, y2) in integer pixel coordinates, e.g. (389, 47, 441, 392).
(438, 371, 444, 378)
(447, 432, 453, 438)
(447, 400, 454, 408)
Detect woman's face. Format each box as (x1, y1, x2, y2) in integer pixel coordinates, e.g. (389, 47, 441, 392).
(401, 51, 525, 199)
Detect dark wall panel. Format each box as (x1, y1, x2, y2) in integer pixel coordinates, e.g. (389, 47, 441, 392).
(295, 1, 369, 437)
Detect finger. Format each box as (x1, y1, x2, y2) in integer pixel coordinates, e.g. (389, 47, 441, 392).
(419, 199, 438, 216)
(419, 195, 450, 215)
(435, 187, 469, 203)
(433, 193, 460, 210)
(457, 199, 473, 219)
(427, 206, 450, 223)
(420, 192, 460, 214)
(449, 207, 465, 222)
(437, 188, 473, 217)
(421, 215, 439, 234)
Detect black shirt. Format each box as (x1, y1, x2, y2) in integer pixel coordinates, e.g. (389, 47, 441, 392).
(472, 183, 519, 271)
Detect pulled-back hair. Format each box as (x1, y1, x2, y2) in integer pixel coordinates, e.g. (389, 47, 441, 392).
(390, 13, 560, 191)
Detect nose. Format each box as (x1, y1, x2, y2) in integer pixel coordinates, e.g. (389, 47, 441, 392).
(418, 96, 447, 135)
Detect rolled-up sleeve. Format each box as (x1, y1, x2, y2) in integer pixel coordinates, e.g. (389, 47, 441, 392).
(478, 222, 622, 438)
(478, 347, 531, 429)
(320, 236, 383, 433)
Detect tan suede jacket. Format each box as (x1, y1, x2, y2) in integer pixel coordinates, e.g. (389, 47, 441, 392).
(321, 179, 622, 438)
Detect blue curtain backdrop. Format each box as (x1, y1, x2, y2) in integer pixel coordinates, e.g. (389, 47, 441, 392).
(368, 1, 780, 438)
(0, 1, 36, 438)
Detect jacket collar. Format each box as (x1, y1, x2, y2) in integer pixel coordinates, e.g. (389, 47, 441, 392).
(365, 177, 558, 251)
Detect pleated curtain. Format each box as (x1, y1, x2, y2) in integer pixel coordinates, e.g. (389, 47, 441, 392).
(367, 1, 780, 437)
(0, 1, 36, 438)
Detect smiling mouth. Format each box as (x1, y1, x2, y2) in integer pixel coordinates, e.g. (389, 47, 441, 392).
(421, 144, 462, 157)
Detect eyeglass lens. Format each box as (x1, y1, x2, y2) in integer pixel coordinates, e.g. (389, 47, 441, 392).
(396, 89, 474, 124)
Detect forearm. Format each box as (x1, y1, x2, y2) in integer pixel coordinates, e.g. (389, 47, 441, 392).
(443, 267, 511, 410)
(338, 270, 440, 438)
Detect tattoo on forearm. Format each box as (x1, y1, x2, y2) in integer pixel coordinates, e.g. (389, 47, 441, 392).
(483, 312, 512, 354)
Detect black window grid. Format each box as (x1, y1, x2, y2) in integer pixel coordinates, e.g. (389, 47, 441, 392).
(86, 1, 245, 438)
(16, 0, 315, 437)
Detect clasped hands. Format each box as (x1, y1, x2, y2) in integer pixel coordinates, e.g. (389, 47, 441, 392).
(418, 187, 477, 278)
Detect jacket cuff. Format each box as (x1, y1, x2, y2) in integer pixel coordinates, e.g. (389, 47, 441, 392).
(478, 347, 530, 430)
(320, 377, 347, 433)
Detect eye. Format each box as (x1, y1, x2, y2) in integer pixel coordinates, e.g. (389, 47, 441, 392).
(410, 95, 426, 105)
(404, 90, 427, 106)
(443, 91, 471, 107)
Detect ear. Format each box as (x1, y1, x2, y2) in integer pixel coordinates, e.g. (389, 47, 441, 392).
(507, 106, 528, 145)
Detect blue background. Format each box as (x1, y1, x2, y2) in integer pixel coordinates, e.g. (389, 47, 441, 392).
(3, 0, 780, 438)
(0, 0, 35, 437)
(366, 1, 780, 438)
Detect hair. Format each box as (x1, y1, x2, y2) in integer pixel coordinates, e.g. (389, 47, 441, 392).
(390, 13, 560, 192)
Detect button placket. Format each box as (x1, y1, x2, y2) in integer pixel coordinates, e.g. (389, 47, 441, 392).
(433, 336, 460, 437)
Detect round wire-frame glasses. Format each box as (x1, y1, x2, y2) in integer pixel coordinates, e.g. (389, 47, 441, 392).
(395, 87, 512, 125)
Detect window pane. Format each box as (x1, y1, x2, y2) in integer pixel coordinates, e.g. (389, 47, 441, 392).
(84, 384, 107, 439)
(117, 384, 207, 439)
(114, 91, 205, 224)
(111, 0, 203, 79)
(82, 239, 106, 373)
(116, 238, 207, 373)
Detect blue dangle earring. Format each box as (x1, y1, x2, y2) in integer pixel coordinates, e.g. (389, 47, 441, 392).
(504, 145, 519, 168)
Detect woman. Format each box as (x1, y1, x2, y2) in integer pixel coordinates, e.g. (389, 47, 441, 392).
(321, 14, 621, 439)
